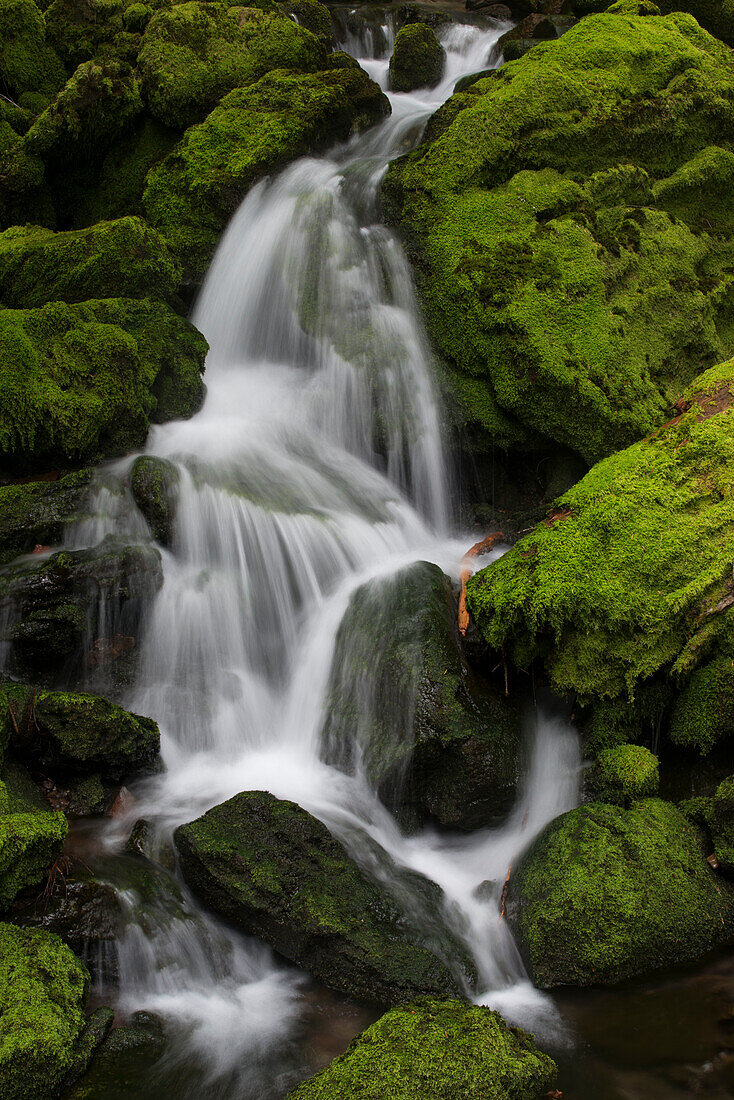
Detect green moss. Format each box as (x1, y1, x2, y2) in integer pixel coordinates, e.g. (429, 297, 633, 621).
(144, 65, 389, 282)
(0, 923, 88, 1100)
(138, 2, 326, 129)
(0, 0, 65, 99)
(0, 298, 206, 473)
(65, 1011, 166, 1100)
(0, 218, 180, 309)
(44, 0, 141, 68)
(668, 654, 734, 754)
(384, 13, 734, 462)
(580, 0, 734, 46)
(389, 24, 445, 92)
(286, 998, 557, 1100)
(466, 361, 734, 703)
(0, 119, 46, 230)
(0, 471, 92, 566)
(587, 744, 659, 805)
(280, 0, 334, 48)
(130, 455, 179, 546)
(508, 798, 734, 987)
(174, 790, 471, 1004)
(708, 775, 734, 871)
(0, 806, 67, 909)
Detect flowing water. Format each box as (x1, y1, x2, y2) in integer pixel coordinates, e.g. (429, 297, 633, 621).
(55, 14, 588, 1096)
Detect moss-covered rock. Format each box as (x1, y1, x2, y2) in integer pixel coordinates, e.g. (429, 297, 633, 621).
(709, 775, 734, 872)
(130, 455, 179, 546)
(669, 654, 734, 754)
(286, 998, 557, 1099)
(44, 0, 139, 68)
(0, 803, 67, 909)
(0, 298, 206, 474)
(0, 118, 46, 230)
(61, 1007, 115, 1093)
(587, 744, 659, 806)
(0, 0, 65, 100)
(322, 562, 523, 830)
(0, 470, 93, 566)
(465, 362, 734, 711)
(281, 0, 335, 48)
(144, 65, 389, 283)
(507, 798, 734, 987)
(389, 23, 445, 92)
(0, 218, 180, 309)
(174, 789, 469, 1004)
(65, 1011, 166, 1100)
(384, 12, 734, 464)
(0, 922, 89, 1100)
(138, 2, 326, 129)
(577, 0, 734, 46)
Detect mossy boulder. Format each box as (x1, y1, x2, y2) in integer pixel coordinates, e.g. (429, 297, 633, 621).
(138, 2, 326, 129)
(44, 0, 142, 68)
(130, 455, 180, 546)
(0, 118, 46, 230)
(144, 65, 389, 283)
(709, 776, 734, 872)
(0, 470, 93, 566)
(0, 801, 67, 909)
(0, 298, 206, 474)
(281, 0, 335, 48)
(321, 562, 524, 830)
(0, 922, 89, 1100)
(577, 0, 734, 46)
(389, 24, 445, 92)
(587, 744, 659, 806)
(465, 362, 734, 712)
(507, 798, 734, 987)
(0, 218, 180, 309)
(669, 654, 734, 754)
(65, 1011, 166, 1100)
(286, 998, 557, 1100)
(0, 0, 65, 100)
(384, 12, 734, 464)
(174, 790, 469, 1004)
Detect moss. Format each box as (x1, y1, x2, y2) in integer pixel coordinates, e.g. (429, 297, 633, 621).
(389, 23, 445, 92)
(0, 119, 46, 230)
(579, 0, 734, 46)
(175, 789, 471, 1004)
(0, 0, 65, 100)
(0, 298, 206, 473)
(0, 218, 180, 309)
(587, 744, 659, 805)
(62, 1006, 115, 1091)
(384, 13, 734, 463)
(281, 0, 335, 48)
(44, 0, 141, 68)
(653, 145, 734, 233)
(130, 455, 179, 546)
(708, 775, 734, 871)
(144, 65, 389, 283)
(0, 923, 88, 1100)
(508, 798, 734, 987)
(466, 361, 734, 704)
(668, 654, 734, 754)
(0, 470, 93, 566)
(0, 806, 67, 909)
(138, 2, 326, 129)
(286, 998, 557, 1100)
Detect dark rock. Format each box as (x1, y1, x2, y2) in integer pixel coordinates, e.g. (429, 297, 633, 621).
(389, 23, 446, 92)
(62, 1007, 115, 1091)
(130, 456, 180, 546)
(0, 471, 93, 567)
(65, 1012, 167, 1100)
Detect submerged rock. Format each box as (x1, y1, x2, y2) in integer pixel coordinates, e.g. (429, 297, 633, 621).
(586, 744, 660, 807)
(507, 798, 734, 987)
(286, 998, 557, 1099)
(389, 24, 446, 91)
(0, 470, 93, 566)
(322, 561, 523, 829)
(174, 790, 469, 1004)
(130, 455, 180, 546)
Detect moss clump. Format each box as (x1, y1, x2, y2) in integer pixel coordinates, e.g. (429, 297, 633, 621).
(65, 1011, 166, 1100)
(144, 65, 389, 282)
(0, 218, 180, 309)
(587, 744, 659, 805)
(669, 654, 734, 754)
(130, 455, 180, 546)
(175, 790, 469, 1004)
(286, 998, 557, 1100)
(0, 0, 65, 100)
(0, 118, 46, 230)
(389, 24, 445, 92)
(578, 0, 734, 45)
(0, 298, 206, 473)
(0, 923, 88, 1100)
(0, 470, 93, 566)
(0, 805, 67, 909)
(508, 798, 734, 987)
(384, 13, 734, 463)
(465, 361, 734, 705)
(709, 775, 734, 872)
(138, 2, 326, 129)
(282, 0, 335, 48)
(44, 0, 141, 69)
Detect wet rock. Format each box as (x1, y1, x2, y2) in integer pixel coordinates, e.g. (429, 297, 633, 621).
(0, 923, 90, 1099)
(709, 776, 734, 873)
(0, 470, 93, 567)
(0, 788, 67, 909)
(130, 456, 180, 546)
(507, 799, 734, 987)
(286, 997, 558, 1098)
(65, 1011, 166, 1100)
(62, 1007, 115, 1092)
(389, 23, 445, 92)
(586, 744, 660, 807)
(321, 562, 524, 830)
(175, 790, 470, 1005)
(283, 0, 335, 48)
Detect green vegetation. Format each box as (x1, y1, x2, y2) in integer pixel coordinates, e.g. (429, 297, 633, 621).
(0, 470, 93, 565)
(669, 654, 734, 753)
(508, 798, 734, 986)
(130, 455, 180, 546)
(709, 775, 734, 871)
(286, 998, 558, 1100)
(587, 744, 659, 805)
(0, 801, 67, 909)
(389, 24, 445, 92)
(577, 0, 734, 46)
(0, 0, 65, 100)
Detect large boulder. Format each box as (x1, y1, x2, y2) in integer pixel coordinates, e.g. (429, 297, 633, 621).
(286, 998, 558, 1099)
(144, 65, 390, 283)
(507, 798, 734, 987)
(138, 3, 326, 129)
(0, 298, 207, 474)
(576, 0, 734, 47)
(174, 790, 470, 1004)
(0, 923, 89, 1100)
(0, 470, 93, 566)
(384, 12, 734, 464)
(0, 0, 65, 100)
(321, 562, 524, 829)
(0, 218, 181, 309)
(389, 23, 446, 92)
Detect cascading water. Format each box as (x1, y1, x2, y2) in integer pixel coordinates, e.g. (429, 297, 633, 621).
(65, 15, 581, 1096)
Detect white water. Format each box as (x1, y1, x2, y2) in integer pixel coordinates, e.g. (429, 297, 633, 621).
(81, 15, 580, 1094)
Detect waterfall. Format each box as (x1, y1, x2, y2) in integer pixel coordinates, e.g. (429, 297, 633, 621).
(64, 15, 580, 1095)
